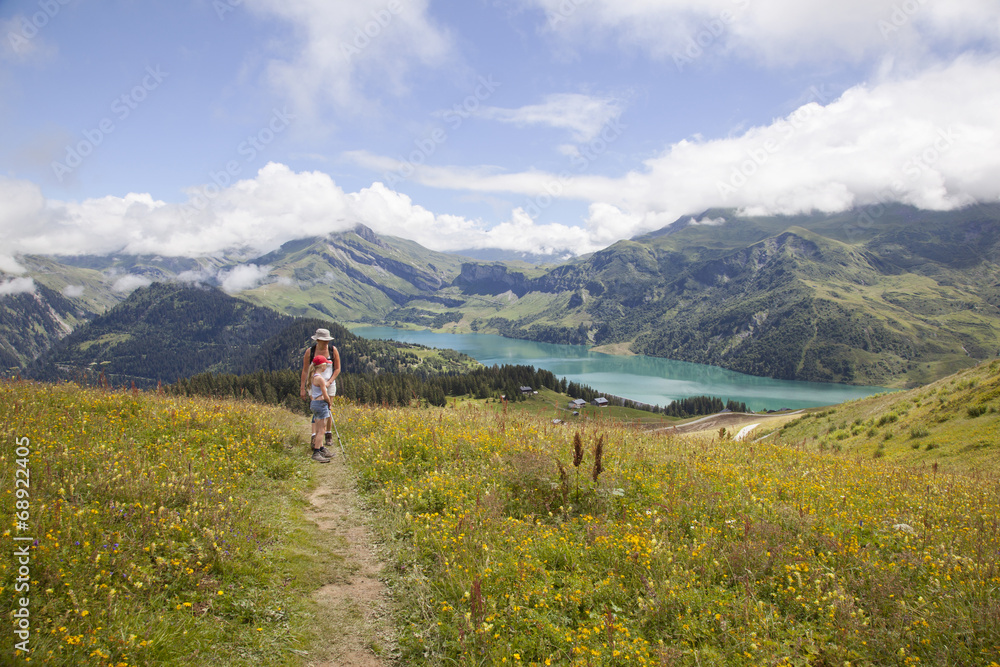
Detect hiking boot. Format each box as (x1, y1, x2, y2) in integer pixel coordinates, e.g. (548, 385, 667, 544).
(311, 449, 331, 463)
(319, 446, 335, 459)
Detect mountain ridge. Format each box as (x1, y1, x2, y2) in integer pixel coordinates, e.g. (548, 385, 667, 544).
(4, 206, 1000, 388)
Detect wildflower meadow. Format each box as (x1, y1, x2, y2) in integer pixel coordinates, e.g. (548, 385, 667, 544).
(1, 380, 318, 665)
(3, 377, 999, 666)
(341, 403, 1000, 666)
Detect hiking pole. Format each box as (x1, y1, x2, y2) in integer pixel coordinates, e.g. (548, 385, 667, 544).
(330, 412, 347, 459)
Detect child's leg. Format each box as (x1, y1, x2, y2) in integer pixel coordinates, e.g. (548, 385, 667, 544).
(324, 415, 333, 444)
(311, 413, 322, 449)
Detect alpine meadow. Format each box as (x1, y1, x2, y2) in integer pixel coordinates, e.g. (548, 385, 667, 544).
(4, 0, 1000, 665)
(2, 360, 999, 665)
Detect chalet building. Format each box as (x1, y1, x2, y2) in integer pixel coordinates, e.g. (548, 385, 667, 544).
(592, 397, 609, 407)
(568, 398, 586, 409)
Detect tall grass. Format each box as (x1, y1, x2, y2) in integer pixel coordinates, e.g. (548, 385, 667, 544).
(339, 403, 1000, 666)
(1, 380, 320, 666)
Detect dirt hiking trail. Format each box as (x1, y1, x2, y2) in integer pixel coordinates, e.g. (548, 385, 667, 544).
(304, 441, 396, 666)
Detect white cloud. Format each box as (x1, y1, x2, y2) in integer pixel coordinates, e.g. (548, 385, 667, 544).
(476, 93, 623, 142)
(0, 177, 48, 244)
(112, 275, 153, 293)
(174, 269, 216, 285)
(689, 216, 726, 226)
(0, 277, 35, 295)
(62, 284, 85, 298)
(529, 0, 1000, 66)
(0, 164, 603, 259)
(0, 255, 27, 274)
(348, 55, 1000, 241)
(243, 0, 452, 119)
(219, 264, 272, 293)
(2, 55, 998, 262)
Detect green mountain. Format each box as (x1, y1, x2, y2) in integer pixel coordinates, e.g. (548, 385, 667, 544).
(6, 207, 1000, 389)
(3, 225, 468, 372)
(444, 205, 1000, 387)
(27, 282, 478, 388)
(29, 282, 295, 386)
(241, 223, 471, 320)
(0, 280, 91, 372)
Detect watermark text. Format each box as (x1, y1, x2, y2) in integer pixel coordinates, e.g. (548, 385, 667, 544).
(12, 436, 33, 656)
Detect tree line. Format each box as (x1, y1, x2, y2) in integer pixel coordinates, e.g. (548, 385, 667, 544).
(168, 363, 749, 419)
(661, 395, 748, 418)
(168, 364, 573, 411)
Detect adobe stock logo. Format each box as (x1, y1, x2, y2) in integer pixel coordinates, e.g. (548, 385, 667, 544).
(51, 66, 169, 182)
(715, 85, 833, 200)
(213, 0, 243, 21)
(5, 0, 70, 55)
(522, 116, 627, 220)
(878, 0, 928, 38)
(179, 107, 295, 220)
(381, 75, 500, 188)
(845, 126, 960, 242)
(672, 0, 751, 72)
(340, 0, 405, 62)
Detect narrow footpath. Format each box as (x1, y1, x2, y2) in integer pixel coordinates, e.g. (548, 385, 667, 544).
(303, 440, 396, 666)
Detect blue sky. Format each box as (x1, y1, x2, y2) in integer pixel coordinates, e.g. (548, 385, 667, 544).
(1, 0, 999, 271)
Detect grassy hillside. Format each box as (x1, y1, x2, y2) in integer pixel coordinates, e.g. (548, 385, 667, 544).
(3, 370, 999, 665)
(0, 281, 89, 371)
(8, 207, 1000, 390)
(24, 285, 482, 392)
(342, 398, 1000, 666)
(776, 358, 1000, 474)
(29, 283, 295, 387)
(242, 225, 470, 322)
(0, 380, 326, 665)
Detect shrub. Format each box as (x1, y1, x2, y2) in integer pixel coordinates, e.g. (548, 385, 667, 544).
(967, 404, 988, 418)
(877, 412, 898, 426)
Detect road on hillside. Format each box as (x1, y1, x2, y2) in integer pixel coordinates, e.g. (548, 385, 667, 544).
(654, 410, 803, 437)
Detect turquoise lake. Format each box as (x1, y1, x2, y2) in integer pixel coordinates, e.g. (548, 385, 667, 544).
(350, 326, 891, 412)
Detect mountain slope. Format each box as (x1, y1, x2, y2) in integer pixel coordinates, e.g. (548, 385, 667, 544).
(0, 280, 92, 371)
(30, 283, 295, 386)
(3, 225, 471, 371)
(241, 224, 471, 320)
(776, 358, 1000, 474)
(6, 206, 1000, 389)
(28, 283, 480, 388)
(455, 205, 1000, 387)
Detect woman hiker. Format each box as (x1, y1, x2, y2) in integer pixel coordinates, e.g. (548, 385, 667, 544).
(300, 328, 341, 461)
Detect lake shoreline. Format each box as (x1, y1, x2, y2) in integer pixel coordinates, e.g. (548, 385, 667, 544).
(347, 324, 892, 412)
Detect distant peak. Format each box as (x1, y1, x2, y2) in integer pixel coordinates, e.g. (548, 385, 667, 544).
(351, 223, 380, 245)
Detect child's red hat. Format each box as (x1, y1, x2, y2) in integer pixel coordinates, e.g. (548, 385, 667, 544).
(312, 355, 329, 365)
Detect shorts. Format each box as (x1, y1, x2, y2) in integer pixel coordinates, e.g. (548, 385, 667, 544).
(310, 400, 331, 420)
